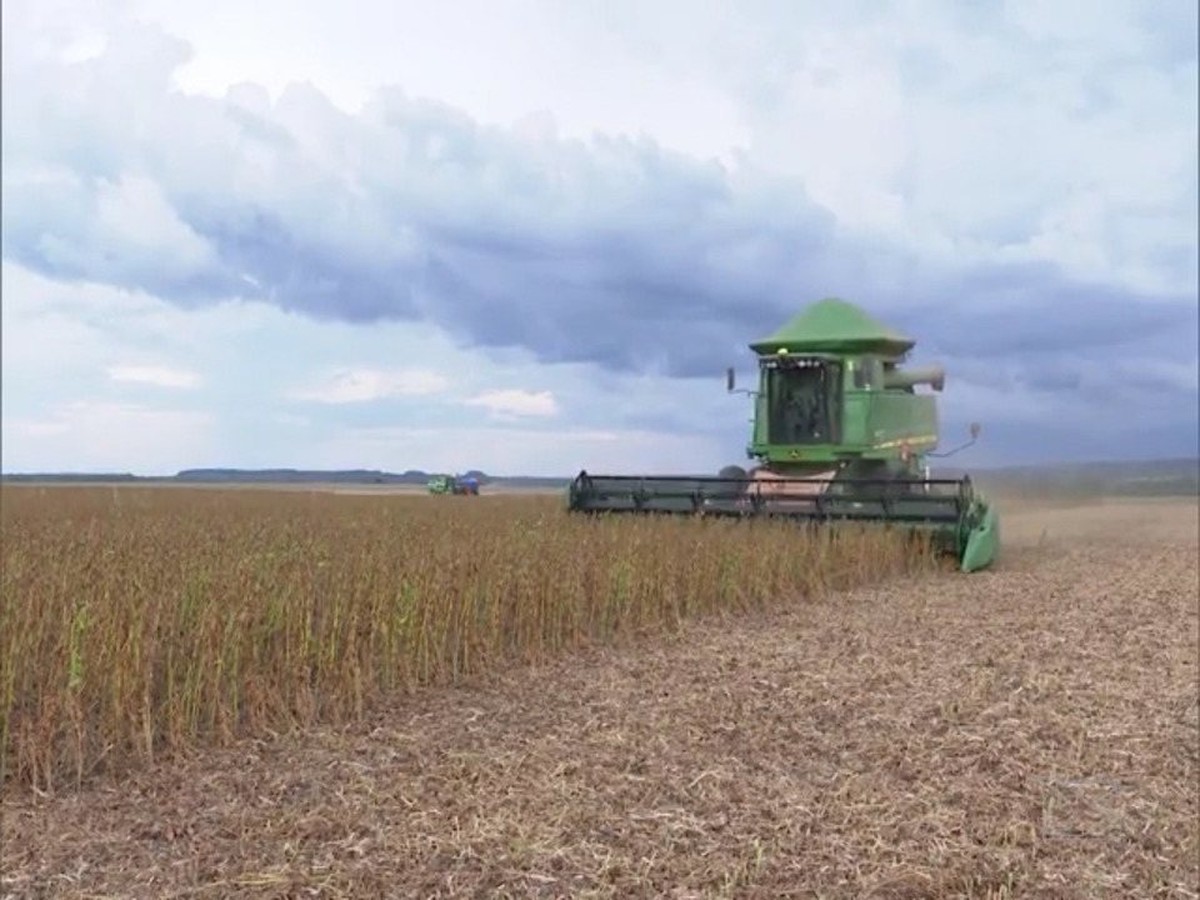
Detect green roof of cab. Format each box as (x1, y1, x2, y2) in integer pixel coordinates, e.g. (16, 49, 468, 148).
(749, 297, 916, 357)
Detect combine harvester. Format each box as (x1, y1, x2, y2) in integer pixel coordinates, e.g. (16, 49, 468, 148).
(427, 474, 481, 496)
(567, 298, 999, 572)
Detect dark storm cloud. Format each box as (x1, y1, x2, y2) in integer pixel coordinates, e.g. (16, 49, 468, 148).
(2, 18, 1196, 460)
(890, 261, 1198, 359)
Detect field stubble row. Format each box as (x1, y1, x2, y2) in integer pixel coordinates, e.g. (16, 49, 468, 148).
(0, 486, 936, 793)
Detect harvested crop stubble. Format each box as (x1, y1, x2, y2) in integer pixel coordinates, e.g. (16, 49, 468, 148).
(3, 497, 1195, 898)
(0, 486, 935, 792)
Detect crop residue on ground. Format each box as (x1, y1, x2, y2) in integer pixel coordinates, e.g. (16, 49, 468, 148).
(1, 491, 1195, 897)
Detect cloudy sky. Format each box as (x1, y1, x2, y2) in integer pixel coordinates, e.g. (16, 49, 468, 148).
(2, 0, 1196, 476)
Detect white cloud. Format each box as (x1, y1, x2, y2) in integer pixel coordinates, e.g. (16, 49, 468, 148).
(463, 388, 559, 419)
(107, 364, 202, 389)
(4, 171, 219, 288)
(93, 175, 215, 269)
(123, 0, 748, 163)
(2, 401, 216, 474)
(289, 367, 450, 403)
(7, 2, 1195, 304)
(309, 423, 728, 476)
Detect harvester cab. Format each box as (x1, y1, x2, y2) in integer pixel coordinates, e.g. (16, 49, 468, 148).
(567, 298, 1000, 572)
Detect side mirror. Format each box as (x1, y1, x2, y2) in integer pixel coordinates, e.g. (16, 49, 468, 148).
(969, 422, 981, 440)
(726, 367, 736, 393)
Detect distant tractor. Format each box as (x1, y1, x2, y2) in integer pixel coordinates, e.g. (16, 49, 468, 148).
(427, 474, 481, 496)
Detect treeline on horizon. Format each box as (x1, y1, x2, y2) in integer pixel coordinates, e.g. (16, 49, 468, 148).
(1, 458, 1197, 496)
(0, 468, 567, 489)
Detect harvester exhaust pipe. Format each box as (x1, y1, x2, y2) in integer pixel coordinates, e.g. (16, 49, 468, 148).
(884, 364, 945, 392)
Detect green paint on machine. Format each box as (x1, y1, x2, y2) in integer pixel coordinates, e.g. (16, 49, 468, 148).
(567, 297, 1001, 573)
(427, 474, 481, 496)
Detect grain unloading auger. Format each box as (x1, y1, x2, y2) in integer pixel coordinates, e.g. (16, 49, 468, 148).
(566, 298, 1000, 572)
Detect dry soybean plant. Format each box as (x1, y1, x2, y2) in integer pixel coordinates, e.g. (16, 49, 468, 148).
(0, 485, 935, 793)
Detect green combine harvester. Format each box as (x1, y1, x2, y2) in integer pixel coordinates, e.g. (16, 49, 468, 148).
(427, 474, 481, 496)
(567, 298, 1000, 572)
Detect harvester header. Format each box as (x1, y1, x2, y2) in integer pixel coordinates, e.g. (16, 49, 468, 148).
(567, 297, 1000, 573)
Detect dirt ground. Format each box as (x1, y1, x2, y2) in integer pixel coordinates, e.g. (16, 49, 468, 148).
(3, 496, 1197, 899)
